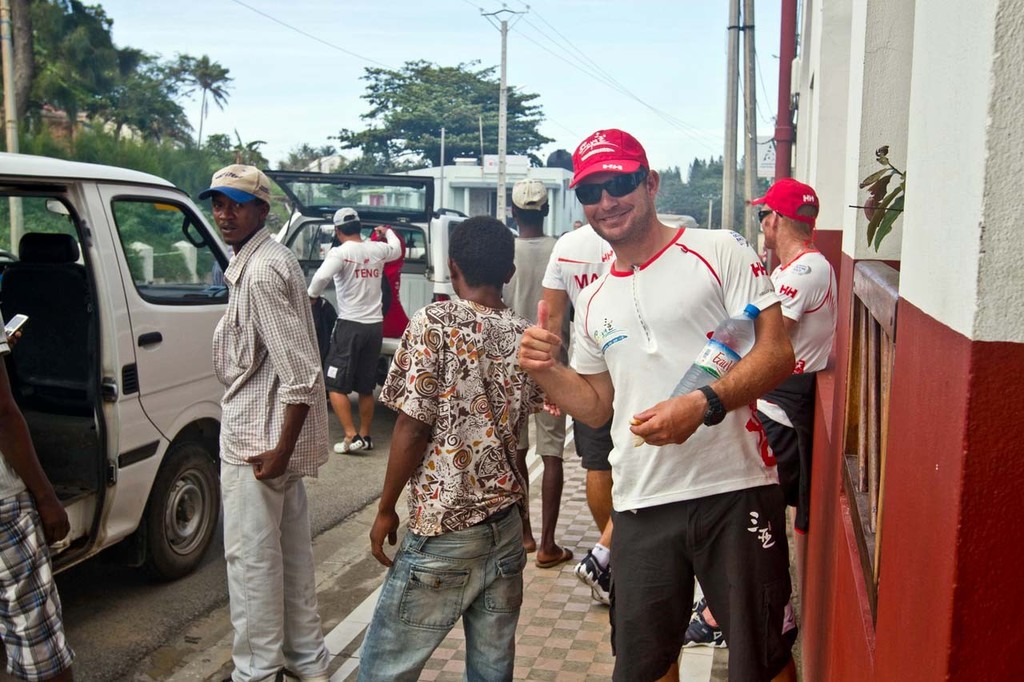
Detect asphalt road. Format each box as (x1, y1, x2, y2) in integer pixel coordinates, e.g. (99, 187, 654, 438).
(31, 406, 396, 682)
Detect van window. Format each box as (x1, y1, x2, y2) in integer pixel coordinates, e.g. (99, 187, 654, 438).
(0, 196, 80, 256)
(285, 223, 427, 267)
(110, 199, 228, 304)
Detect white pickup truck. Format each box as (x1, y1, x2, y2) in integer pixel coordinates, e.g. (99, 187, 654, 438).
(268, 171, 466, 375)
(0, 152, 228, 579)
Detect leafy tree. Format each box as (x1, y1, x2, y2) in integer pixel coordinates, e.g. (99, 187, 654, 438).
(173, 54, 233, 147)
(335, 60, 551, 171)
(97, 53, 192, 143)
(28, 0, 124, 139)
(280, 143, 337, 171)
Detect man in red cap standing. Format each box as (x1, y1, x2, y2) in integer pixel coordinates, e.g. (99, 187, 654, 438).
(753, 179, 837, 533)
(519, 129, 798, 682)
(684, 178, 836, 650)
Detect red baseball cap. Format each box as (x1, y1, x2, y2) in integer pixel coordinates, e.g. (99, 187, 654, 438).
(570, 129, 650, 187)
(751, 177, 820, 227)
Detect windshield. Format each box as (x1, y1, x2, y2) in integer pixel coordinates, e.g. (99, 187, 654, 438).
(269, 173, 430, 221)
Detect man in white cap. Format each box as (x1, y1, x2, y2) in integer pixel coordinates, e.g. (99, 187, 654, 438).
(308, 208, 402, 454)
(503, 178, 572, 568)
(200, 164, 331, 681)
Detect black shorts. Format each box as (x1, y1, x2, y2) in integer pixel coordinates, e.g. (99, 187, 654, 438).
(323, 319, 382, 395)
(574, 417, 612, 471)
(609, 485, 795, 682)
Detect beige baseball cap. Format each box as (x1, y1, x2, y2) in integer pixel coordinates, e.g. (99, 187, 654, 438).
(512, 179, 548, 210)
(199, 164, 272, 205)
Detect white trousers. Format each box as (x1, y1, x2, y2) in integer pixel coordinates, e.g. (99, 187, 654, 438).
(221, 464, 329, 682)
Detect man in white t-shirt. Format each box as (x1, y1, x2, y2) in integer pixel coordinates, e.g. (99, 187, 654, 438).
(308, 208, 401, 454)
(541, 223, 616, 603)
(754, 178, 837, 533)
(520, 129, 798, 682)
(503, 179, 573, 568)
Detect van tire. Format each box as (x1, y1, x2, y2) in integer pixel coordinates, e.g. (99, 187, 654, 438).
(143, 442, 220, 580)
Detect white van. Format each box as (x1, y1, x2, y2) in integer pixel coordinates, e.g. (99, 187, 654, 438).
(0, 152, 228, 579)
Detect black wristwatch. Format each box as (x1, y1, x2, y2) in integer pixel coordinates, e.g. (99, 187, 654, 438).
(698, 385, 727, 426)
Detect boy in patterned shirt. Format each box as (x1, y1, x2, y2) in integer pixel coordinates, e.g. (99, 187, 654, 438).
(359, 216, 543, 681)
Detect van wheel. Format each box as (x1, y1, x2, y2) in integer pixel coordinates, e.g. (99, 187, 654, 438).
(143, 442, 219, 580)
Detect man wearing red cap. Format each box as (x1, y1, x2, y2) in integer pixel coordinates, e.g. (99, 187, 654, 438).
(754, 179, 837, 534)
(520, 130, 798, 682)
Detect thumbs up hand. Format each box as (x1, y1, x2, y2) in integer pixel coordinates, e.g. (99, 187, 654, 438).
(519, 300, 563, 374)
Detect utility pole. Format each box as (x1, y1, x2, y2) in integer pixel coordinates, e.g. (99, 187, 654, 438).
(775, 0, 798, 180)
(1, 0, 23, 251)
(482, 7, 524, 224)
(742, 0, 758, 246)
(439, 126, 446, 210)
(722, 0, 741, 232)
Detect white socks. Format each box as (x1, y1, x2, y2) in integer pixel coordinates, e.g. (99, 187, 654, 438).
(592, 543, 611, 569)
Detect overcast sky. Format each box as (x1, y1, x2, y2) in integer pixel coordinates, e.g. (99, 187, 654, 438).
(98, 0, 783, 172)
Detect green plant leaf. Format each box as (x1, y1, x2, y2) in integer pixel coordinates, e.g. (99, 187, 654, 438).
(859, 168, 892, 189)
(872, 194, 905, 250)
(866, 181, 899, 245)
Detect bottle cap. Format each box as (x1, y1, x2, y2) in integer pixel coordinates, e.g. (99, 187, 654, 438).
(743, 304, 761, 319)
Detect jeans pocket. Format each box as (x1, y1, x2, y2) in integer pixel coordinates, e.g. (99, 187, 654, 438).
(484, 546, 526, 613)
(399, 565, 470, 630)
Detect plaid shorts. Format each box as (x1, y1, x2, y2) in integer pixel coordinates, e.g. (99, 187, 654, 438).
(0, 492, 74, 681)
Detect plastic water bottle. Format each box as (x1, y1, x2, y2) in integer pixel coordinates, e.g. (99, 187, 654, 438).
(669, 304, 760, 397)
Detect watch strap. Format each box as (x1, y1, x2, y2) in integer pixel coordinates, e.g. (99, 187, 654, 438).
(697, 385, 726, 426)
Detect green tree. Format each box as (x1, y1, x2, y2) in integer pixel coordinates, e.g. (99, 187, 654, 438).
(173, 54, 233, 147)
(28, 0, 124, 139)
(335, 60, 552, 171)
(97, 53, 192, 143)
(280, 143, 337, 171)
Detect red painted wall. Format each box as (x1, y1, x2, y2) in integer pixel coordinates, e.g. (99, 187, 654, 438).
(803, 278, 1024, 680)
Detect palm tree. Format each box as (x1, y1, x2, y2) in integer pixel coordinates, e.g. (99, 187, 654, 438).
(173, 55, 232, 147)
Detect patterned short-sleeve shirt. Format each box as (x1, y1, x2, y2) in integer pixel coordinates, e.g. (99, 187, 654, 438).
(381, 299, 543, 536)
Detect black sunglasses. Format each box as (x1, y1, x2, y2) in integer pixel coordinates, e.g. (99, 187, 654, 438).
(757, 208, 775, 223)
(575, 168, 648, 205)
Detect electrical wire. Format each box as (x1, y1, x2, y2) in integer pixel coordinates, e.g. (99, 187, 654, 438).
(226, 0, 392, 68)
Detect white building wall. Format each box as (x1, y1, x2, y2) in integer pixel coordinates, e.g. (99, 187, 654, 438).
(841, 0, 915, 261)
(794, 0, 853, 233)
(901, 0, 1023, 342)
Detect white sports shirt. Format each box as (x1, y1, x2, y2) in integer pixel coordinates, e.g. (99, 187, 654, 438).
(756, 248, 837, 424)
(308, 230, 402, 324)
(573, 227, 783, 511)
(542, 224, 615, 306)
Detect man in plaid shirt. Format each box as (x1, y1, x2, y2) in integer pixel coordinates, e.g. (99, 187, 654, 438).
(202, 165, 331, 682)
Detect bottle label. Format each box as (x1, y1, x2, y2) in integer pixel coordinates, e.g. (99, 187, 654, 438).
(693, 339, 741, 379)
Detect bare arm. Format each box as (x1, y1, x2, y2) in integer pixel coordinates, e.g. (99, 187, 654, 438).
(631, 303, 794, 446)
(369, 412, 431, 566)
(246, 403, 310, 480)
(542, 287, 569, 336)
(0, 363, 69, 544)
(519, 300, 614, 427)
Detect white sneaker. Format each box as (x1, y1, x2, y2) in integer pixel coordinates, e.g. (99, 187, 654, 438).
(334, 438, 352, 454)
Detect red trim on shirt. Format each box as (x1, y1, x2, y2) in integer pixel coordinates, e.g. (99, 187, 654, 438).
(558, 257, 599, 264)
(609, 228, 686, 277)
(582, 275, 611, 337)
(676, 242, 722, 288)
(781, 245, 819, 271)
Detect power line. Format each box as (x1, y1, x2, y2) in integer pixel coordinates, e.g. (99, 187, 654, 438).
(754, 48, 777, 126)
(227, 0, 391, 68)
(508, 2, 723, 154)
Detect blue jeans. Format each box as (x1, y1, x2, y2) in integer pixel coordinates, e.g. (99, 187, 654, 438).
(358, 505, 526, 681)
